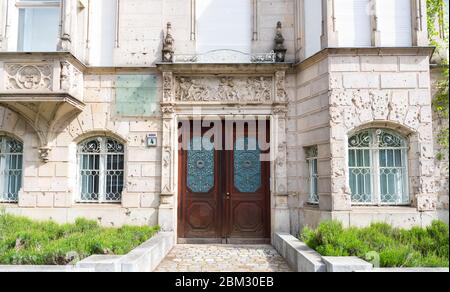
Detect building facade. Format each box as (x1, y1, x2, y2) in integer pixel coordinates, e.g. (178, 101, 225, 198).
(0, 0, 448, 243)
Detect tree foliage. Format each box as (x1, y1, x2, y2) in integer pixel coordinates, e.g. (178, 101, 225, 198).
(427, 0, 449, 153)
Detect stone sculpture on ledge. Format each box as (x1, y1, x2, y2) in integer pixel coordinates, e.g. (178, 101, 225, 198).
(274, 21, 287, 62)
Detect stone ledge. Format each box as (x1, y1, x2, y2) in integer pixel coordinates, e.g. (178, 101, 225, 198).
(75, 231, 174, 272)
(274, 233, 326, 272)
(323, 257, 373, 272)
(0, 232, 174, 273)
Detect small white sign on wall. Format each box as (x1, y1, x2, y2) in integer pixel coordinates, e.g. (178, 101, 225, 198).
(146, 133, 158, 147)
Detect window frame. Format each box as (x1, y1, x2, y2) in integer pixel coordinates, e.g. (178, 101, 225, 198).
(306, 146, 319, 205)
(348, 129, 410, 206)
(14, 0, 61, 52)
(0, 135, 23, 203)
(76, 136, 125, 204)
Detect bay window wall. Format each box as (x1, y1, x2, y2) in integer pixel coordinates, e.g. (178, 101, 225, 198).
(14, 0, 61, 52)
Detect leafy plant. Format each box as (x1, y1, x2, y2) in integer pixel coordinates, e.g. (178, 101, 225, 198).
(427, 0, 449, 157)
(300, 221, 449, 268)
(0, 214, 160, 265)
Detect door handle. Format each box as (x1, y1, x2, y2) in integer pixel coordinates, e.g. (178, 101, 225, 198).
(225, 192, 230, 199)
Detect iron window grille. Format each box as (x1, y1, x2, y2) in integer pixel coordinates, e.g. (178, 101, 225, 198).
(306, 146, 319, 205)
(0, 136, 23, 203)
(348, 129, 409, 206)
(77, 137, 124, 203)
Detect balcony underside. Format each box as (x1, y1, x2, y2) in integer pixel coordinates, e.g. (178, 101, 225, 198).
(0, 92, 85, 161)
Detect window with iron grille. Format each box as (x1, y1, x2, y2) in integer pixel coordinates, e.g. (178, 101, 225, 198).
(306, 146, 319, 205)
(77, 137, 124, 203)
(0, 136, 23, 203)
(348, 129, 409, 205)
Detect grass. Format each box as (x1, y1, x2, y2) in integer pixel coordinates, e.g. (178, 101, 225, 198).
(0, 213, 160, 265)
(300, 220, 449, 268)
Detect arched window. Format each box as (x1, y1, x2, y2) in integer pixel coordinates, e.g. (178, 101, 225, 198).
(0, 136, 23, 203)
(348, 129, 409, 205)
(78, 137, 124, 203)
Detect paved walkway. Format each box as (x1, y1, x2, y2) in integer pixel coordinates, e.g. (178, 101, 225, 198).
(155, 244, 292, 272)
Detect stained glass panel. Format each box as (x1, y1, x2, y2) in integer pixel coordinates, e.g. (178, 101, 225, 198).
(187, 137, 215, 193)
(234, 137, 261, 193)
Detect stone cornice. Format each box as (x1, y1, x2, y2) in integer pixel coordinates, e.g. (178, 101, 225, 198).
(0, 92, 85, 109)
(0, 51, 87, 72)
(156, 63, 292, 75)
(294, 47, 436, 71)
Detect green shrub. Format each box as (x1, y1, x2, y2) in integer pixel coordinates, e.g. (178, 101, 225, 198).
(300, 220, 449, 268)
(0, 214, 160, 265)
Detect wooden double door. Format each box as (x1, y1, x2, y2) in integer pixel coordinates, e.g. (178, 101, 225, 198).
(178, 120, 270, 243)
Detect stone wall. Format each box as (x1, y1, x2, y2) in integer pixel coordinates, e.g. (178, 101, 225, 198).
(0, 72, 163, 227)
(287, 49, 440, 234)
(113, 0, 295, 66)
(288, 55, 331, 235)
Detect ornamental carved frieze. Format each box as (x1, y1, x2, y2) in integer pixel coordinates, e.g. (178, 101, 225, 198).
(5, 64, 53, 90)
(174, 76, 273, 102)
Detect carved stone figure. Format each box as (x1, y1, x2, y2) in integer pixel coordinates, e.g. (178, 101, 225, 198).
(163, 72, 174, 102)
(275, 71, 287, 101)
(60, 61, 71, 91)
(274, 22, 287, 62)
(162, 22, 175, 62)
(247, 77, 271, 101)
(217, 77, 238, 101)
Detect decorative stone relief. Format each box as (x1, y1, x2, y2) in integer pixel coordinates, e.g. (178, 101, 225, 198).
(38, 147, 51, 163)
(60, 61, 81, 94)
(5, 64, 53, 90)
(175, 76, 273, 102)
(275, 71, 287, 102)
(162, 72, 174, 102)
(370, 91, 390, 120)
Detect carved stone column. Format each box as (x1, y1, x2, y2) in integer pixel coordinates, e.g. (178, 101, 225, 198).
(159, 70, 177, 232)
(57, 0, 72, 51)
(412, 0, 428, 46)
(272, 105, 290, 234)
(321, 0, 339, 48)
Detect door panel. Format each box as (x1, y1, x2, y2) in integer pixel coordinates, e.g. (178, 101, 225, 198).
(178, 127, 222, 239)
(225, 126, 270, 239)
(178, 120, 270, 241)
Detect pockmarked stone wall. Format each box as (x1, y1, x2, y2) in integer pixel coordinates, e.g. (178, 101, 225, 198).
(0, 72, 163, 227)
(287, 49, 439, 234)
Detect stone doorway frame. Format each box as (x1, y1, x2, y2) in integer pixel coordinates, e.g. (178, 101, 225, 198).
(156, 64, 291, 244)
